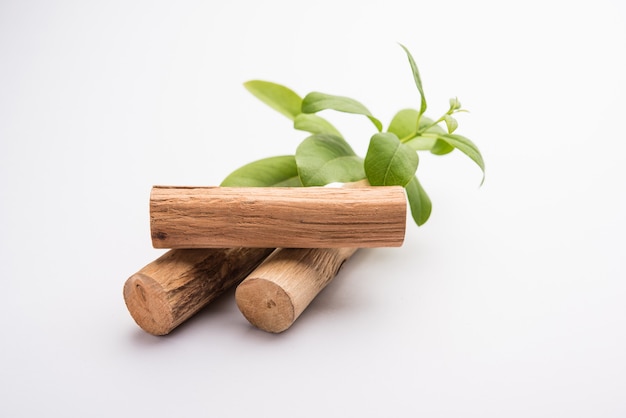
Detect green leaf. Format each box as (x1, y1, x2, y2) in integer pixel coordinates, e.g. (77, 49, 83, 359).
(302, 92, 383, 132)
(244, 80, 302, 120)
(444, 115, 458, 134)
(390, 110, 446, 151)
(405, 176, 432, 226)
(449, 97, 462, 112)
(294, 113, 343, 138)
(436, 133, 486, 184)
(388, 108, 419, 140)
(406, 136, 438, 151)
(430, 139, 455, 155)
(220, 155, 302, 187)
(399, 44, 427, 118)
(364, 132, 418, 187)
(389, 110, 444, 138)
(419, 116, 446, 134)
(295, 134, 365, 186)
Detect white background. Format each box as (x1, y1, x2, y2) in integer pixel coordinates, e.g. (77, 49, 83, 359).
(1, 1, 625, 417)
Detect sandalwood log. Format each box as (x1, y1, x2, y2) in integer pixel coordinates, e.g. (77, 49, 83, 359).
(150, 186, 406, 249)
(235, 247, 357, 333)
(234, 180, 377, 333)
(123, 247, 273, 335)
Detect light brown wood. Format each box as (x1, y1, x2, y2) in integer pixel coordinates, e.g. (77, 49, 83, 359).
(234, 181, 377, 333)
(235, 247, 357, 333)
(123, 247, 273, 335)
(150, 186, 406, 249)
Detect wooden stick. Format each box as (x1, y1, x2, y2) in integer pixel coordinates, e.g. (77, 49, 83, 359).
(235, 247, 357, 333)
(234, 180, 377, 333)
(150, 186, 406, 249)
(123, 247, 274, 335)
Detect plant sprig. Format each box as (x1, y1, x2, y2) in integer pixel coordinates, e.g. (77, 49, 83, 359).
(221, 45, 485, 227)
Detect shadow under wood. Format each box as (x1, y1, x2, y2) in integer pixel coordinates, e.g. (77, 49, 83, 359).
(128, 285, 241, 343)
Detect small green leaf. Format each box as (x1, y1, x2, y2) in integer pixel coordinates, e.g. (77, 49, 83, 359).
(430, 140, 455, 155)
(294, 114, 343, 138)
(436, 133, 486, 184)
(392, 112, 447, 151)
(405, 176, 432, 226)
(449, 97, 461, 111)
(295, 134, 365, 186)
(388, 108, 419, 140)
(364, 132, 418, 187)
(221, 155, 302, 187)
(389, 110, 449, 151)
(302, 92, 383, 132)
(244, 80, 302, 120)
(399, 44, 427, 118)
(444, 115, 458, 134)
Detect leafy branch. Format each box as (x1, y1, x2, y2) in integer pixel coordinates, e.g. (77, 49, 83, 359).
(221, 44, 485, 226)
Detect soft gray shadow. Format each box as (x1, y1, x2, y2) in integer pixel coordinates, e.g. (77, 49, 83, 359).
(126, 285, 241, 344)
(275, 248, 377, 331)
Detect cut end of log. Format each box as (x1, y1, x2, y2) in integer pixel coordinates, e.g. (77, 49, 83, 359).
(235, 278, 295, 333)
(123, 273, 174, 336)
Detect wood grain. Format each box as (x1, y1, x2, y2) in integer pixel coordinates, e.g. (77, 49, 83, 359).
(235, 247, 356, 333)
(123, 247, 273, 335)
(150, 186, 406, 249)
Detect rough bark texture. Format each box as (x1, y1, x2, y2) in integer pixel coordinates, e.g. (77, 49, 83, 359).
(150, 186, 406, 249)
(124, 248, 274, 335)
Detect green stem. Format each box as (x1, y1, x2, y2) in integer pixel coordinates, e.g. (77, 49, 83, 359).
(400, 131, 439, 145)
(399, 132, 418, 143)
(403, 107, 460, 143)
(415, 114, 423, 138)
(418, 115, 446, 134)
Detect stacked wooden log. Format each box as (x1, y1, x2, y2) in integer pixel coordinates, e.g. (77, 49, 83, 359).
(124, 185, 407, 335)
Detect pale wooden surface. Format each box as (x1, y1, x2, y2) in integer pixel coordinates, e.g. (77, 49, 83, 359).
(123, 248, 273, 335)
(235, 247, 357, 333)
(150, 186, 406, 249)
